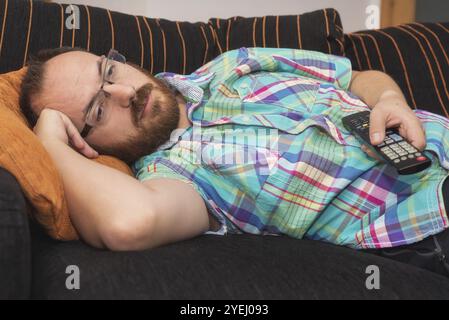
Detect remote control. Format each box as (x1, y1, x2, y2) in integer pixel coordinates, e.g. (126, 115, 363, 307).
(342, 111, 432, 175)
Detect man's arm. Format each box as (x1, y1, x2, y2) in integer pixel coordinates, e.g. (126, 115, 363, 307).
(34, 109, 211, 251)
(347, 70, 426, 153)
(349, 70, 407, 108)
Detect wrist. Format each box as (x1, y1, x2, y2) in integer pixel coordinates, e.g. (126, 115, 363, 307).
(378, 90, 405, 102)
(39, 137, 68, 151)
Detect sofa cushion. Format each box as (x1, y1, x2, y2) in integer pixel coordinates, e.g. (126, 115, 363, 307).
(345, 22, 449, 117)
(0, 68, 133, 240)
(209, 8, 345, 56)
(209, 9, 344, 55)
(30, 222, 449, 299)
(0, 0, 217, 75)
(0, 167, 30, 299)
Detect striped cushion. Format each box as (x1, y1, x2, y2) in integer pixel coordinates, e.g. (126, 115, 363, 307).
(0, 0, 217, 75)
(0, 1, 346, 75)
(345, 23, 449, 117)
(209, 8, 345, 56)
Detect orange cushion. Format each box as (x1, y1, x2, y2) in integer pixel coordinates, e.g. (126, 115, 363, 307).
(0, 68, 133, 240)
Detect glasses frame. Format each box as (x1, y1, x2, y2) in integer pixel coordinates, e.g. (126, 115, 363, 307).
(80, 49, 126, 138)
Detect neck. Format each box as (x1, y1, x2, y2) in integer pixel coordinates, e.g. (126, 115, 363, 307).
(175, 94, 191, 129)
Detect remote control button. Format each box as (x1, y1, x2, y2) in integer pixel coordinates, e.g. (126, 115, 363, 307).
(394, 159, 401, 163)
(390, 134, 403, 141)
(401, 156, 407, 161)
(408, 154, 415, 159)
(378, 142, 385, 147)
(401, 146, 417, 153)
(415, 152, 422, 157)
(389, 153, 399, 159)
(417, 156, 427, 161)
(385, 139, 394, 144)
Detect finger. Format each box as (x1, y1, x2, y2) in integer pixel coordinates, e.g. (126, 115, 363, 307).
(361, 145, 382, 161)
(403, 119, 427, 151)
(369, 108, 387, 145)
(59, 113, 99, 158)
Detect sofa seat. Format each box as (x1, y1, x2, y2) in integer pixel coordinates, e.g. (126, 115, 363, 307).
(30, 222, 449, 300)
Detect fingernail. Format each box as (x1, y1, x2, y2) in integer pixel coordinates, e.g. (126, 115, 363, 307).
(371, 132, 380, 144)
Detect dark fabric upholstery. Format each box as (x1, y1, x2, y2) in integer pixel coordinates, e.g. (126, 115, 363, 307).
(209, 8, 345, 56)
(0, 1, 345, 76)
(0, 167, 31, 299)
(30, 221, 449, 300)
(344, 23, 449, 117)
(0, 0, 217, 75)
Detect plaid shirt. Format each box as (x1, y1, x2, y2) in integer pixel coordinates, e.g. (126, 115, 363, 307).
(132, 47, 449, 249)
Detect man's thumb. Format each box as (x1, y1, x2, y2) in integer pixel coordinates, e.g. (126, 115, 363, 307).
(369, 109, 386, 145)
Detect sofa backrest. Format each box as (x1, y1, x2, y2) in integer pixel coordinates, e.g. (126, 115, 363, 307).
(0, 0, 344, 75)
(345, 23, 449, 117)
(1, 0, 448, 118)
(209, 10, 344, 56)
(0, 0, 218, 75)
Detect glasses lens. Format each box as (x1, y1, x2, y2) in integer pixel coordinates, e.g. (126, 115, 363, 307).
(85, 92, 107, 126)
(102, 50, 126, 83)
(107, 49, 126, 63)
(83, 50, 125, 130)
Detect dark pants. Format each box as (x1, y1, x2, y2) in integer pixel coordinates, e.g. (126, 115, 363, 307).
(368, 176, 449, 278)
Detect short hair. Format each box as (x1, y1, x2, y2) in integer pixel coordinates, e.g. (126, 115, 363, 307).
(19, 46, 87, 127)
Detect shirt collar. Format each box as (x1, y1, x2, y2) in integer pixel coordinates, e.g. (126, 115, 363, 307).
(154, 71, 215, 151)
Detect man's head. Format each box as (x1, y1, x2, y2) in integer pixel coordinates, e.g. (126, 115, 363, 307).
(20, 47, 180, 164)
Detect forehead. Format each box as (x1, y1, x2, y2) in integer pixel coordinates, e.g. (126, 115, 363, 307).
(38, 51, 102, 129)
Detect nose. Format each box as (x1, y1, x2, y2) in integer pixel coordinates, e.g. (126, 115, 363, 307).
(102, 83, 136, 108)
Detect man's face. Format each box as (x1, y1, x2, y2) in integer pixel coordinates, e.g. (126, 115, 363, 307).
(32, 50, 180, 163)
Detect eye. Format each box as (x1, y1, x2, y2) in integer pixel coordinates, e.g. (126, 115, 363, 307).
(105, 64, 115, 80)
(96, 106, 104, 122)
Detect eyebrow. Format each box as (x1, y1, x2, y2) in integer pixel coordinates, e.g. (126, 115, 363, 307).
(82, 58, 103, 117)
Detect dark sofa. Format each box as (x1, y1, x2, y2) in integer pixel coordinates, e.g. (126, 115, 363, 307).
(1, 0, 449, 299)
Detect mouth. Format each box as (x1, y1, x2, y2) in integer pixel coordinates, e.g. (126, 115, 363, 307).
(139, 92, 153, 120)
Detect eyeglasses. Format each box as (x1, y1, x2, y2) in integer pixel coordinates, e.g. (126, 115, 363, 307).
(80, 49, 127, 138)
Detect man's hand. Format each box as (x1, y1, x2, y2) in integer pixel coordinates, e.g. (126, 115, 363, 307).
(33, 108, 98, 159)
(361, 90, 426, 160)
(349, 71, 426, 161)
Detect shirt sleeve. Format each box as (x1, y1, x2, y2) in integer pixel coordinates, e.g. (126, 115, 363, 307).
(198, 47, 353, 91)
(263, 47, 353, 91)
(132, 155, 230, 235)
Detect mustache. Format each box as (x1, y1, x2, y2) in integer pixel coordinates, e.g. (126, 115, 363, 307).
(131, 83, 153, 126)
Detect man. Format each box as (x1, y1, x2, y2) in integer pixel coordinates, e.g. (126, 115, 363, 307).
(20, 47, 449, 276)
